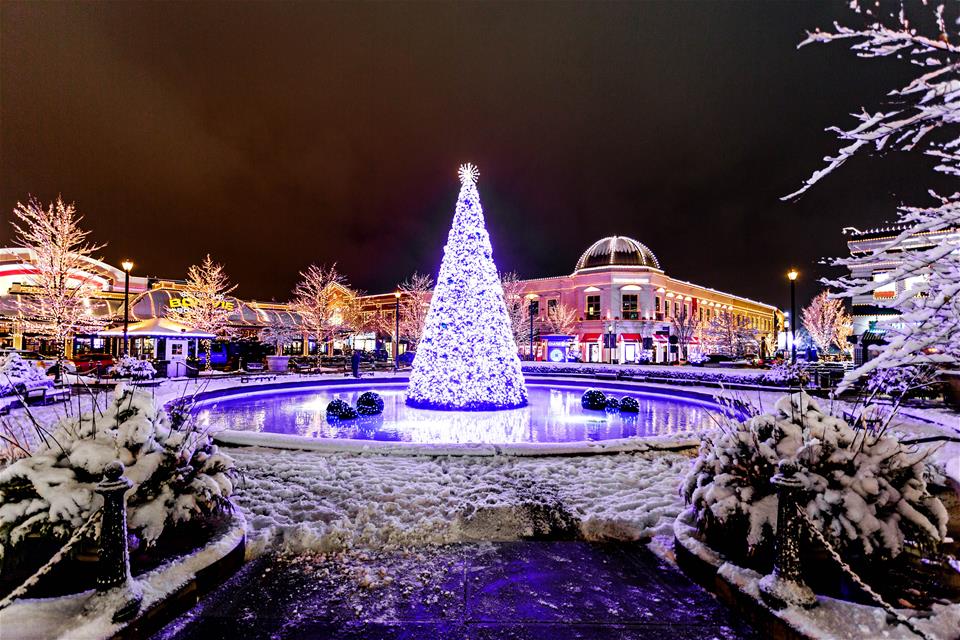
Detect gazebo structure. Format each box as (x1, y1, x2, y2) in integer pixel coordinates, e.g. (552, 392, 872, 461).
(99, 317, 215, 376)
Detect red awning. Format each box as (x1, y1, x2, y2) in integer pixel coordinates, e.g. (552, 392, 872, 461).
(652, 334, 669, 342)
(688, 336, 700, 345)
(619, 333, 641, 342)
(580, 333, 602, 342)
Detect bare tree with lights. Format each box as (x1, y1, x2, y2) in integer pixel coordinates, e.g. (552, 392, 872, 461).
(258, 314, 300, 356)
(177, 254, 238, 370)
(500, 271, 533, 354)
(802, 291, 853, 356)
(671, 305, 701, 361)
(788, 1, 960, 383)
(398, 271, 433, 344)
(704, 310, 758, 359)
(10, 196, 107, 382)
(292, 263, 359, 366)
(543, 301, 579, 336)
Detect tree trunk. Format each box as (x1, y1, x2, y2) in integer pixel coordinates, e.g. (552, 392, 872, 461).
(203, 339, 212, 371)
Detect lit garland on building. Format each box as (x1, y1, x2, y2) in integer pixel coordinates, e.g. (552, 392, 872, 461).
(405, 164, 528, 410)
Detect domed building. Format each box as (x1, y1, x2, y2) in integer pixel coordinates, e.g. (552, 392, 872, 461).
(513, 235, 781, 363)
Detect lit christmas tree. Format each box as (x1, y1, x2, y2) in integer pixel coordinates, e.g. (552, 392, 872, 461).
(406, 164, 528, 410)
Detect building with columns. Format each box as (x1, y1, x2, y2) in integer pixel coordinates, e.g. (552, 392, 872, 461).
(513, 236, 781, 363)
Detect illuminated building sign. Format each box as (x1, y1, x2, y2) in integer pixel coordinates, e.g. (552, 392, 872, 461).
(168, 295, 236, 311)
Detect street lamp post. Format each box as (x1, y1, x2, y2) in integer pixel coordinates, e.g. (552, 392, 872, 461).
(787, 269, 798, 364)
(528, 299, 536, 361)
(121, 260, 133, 356)
(393, 290, 401, 370)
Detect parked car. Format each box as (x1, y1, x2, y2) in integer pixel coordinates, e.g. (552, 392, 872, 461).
(70, 353, 116, 375)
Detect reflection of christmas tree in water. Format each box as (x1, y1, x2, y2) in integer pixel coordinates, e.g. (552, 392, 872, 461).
(406, 164, 528, 410)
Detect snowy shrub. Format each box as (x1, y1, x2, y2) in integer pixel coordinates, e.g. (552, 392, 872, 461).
(759, 362, 810, 387)
(326, 398, 357, 421)
(356, 391, 384, 416)
(687, 352, 708, 365)
(865, 365, 939, 401)
(604, 396, 621, 411)
(619, 396, 639, 413)
(0, 384, 236, 558)
(113, 355, 157, 380)
(580, 389, 606, 410)
(682, 392, 947, 564)
(0, 353, 51, 396)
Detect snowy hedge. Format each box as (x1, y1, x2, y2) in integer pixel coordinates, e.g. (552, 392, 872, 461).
(682, 392, 947, 564)
(0, 384, 236, 559)
(0, 353, 52, 396)
(113, 355, 157, 380)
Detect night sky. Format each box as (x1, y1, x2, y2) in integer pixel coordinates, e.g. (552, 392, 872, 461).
(0, 1, 933, 311)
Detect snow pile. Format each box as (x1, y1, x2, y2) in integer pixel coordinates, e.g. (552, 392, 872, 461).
(229, 446, 688, 556)
(0, 384, 236, 558)
(0, 353, 51, 396)
(758, 362, 810, 387)
(112, 355, 157, 380)
(682, 392, 947, 562)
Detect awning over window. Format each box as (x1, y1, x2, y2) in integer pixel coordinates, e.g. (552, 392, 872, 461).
(687, 336, 700, 345)
(579, 333, 602, 342)
(652, 334, 669, 342)
(619, 333, 641, 342)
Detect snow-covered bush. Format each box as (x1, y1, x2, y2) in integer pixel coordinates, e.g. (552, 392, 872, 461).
(683, 392, 947, 564)
(759, 362, 810, 387)
(0, 353, 51, 396)
(0, 384, 236, 558)
(687, 352, 708, 365)
(113, 355, 157, 380)
(865, 365, 939, 401)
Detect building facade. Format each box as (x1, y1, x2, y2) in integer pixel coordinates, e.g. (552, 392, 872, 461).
(513, 236, 781, 363)
(1, 236, 782, 365)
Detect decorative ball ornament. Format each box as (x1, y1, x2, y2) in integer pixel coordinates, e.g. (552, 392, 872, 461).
(619, 396, 640, 413)
(356, 391, 385, 416)
(326, 398, 357, 421)
(605, 396, 621, 411)
(580, 389, 607, 410)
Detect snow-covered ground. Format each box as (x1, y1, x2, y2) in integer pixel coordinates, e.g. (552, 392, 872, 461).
(232, 446, 689, 557)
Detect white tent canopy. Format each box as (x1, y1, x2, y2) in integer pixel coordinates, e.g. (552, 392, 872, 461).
(98, 317, 215, 339)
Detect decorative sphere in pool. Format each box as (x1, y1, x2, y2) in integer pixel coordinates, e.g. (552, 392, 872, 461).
(192, 382, 720, 444)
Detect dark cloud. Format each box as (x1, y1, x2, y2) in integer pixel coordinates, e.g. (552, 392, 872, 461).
(0, 1, 926, 309)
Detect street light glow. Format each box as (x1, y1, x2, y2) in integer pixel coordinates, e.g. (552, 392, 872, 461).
(121, 260, 134, 272)
(787, 269, 799, 281)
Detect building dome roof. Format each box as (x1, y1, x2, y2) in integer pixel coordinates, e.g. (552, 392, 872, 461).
(574, 236, 660, 272)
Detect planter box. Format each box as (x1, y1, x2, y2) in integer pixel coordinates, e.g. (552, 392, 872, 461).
(266, 356, 290, 373)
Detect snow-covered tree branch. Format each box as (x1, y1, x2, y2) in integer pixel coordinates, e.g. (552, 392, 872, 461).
(787, 1, 960, 383)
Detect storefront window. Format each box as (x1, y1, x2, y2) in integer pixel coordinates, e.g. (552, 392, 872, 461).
(621, 294, 639, 320)
(585, 295, 601, 320)
(547, 298, 558, 314)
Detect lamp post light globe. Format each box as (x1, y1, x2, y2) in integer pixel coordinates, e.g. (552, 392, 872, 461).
(787, 269, 798, 364)
(120, 260, 134, 357)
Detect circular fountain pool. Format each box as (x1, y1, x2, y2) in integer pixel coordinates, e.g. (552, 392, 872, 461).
(193, 379, 723, 446)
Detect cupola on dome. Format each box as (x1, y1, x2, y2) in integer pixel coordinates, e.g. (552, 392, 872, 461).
(574, 236, 660, 272)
